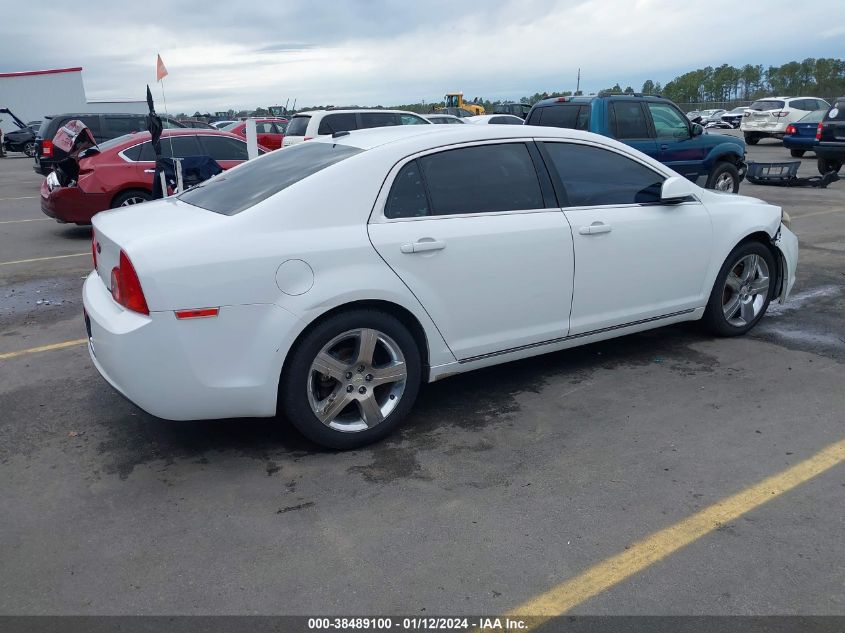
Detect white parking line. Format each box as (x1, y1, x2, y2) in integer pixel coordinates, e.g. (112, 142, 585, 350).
(0, 253, 88, 266)
(0, 196, 39, 201)
(0, 218, 49, 225)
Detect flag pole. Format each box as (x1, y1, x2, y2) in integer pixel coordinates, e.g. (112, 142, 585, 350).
(158, 70, 175, 160)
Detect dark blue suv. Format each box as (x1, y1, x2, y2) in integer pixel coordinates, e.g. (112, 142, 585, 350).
(526, 94, 747, 192)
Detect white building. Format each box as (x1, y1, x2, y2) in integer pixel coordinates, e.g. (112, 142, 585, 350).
(0, 67, 146, 133)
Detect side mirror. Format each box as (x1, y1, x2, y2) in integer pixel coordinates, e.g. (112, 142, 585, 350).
(661, 176, 697, 203)
(691, 123, 704, 137)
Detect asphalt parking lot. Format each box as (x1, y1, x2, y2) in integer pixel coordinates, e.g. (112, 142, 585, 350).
(1, 134, 844, 617)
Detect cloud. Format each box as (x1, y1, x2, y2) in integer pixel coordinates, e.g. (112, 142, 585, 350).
(0, 0, 842, 113)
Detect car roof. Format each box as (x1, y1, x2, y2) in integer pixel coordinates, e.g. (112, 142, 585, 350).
(292, 109, 423, 116)
(104, 128, 244, 148)
(467, 114, 523, 122)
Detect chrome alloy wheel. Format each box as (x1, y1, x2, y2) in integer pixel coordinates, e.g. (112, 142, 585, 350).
(722, 254, 770, 326)
(307, 328, 407, 432)
(120, 196, 147, 206)
(713, 171, 736, 192)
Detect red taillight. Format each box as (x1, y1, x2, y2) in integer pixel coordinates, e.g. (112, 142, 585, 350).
(110, 250, 149, 315)
(773, 111, 790, 118)
(816, 123, 824, 141)
(91, 229, 98, 271)
(785, 125, 796, 135)
(42, 139, 53, 157)
(556, 97, 570, 102)
(175, 308, 219, 320)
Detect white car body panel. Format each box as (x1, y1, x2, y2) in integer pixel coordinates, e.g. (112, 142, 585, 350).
(84, 124, 797, 422)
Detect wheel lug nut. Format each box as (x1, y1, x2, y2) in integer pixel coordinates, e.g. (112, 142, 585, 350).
(345, 371, 353, 379)
(346, 385, 354, 392)
(357, 365, 365, 373)
(365, 374, 373, 382)
(358, 386, 367, 394)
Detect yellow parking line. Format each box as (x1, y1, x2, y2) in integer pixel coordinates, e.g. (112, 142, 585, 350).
(793, 208, 845, 220)
(0, 252, 88, 266)
(0, 338, 87, 361)
(507, 436, 845, 624)
(0, 218, 49, 225)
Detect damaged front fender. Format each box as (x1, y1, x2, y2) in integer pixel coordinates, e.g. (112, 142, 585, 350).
(774, 224, 799, 303)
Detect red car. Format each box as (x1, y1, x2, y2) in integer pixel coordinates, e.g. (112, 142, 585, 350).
(41, 129, 260, 224)
(221, 118, 287, 150)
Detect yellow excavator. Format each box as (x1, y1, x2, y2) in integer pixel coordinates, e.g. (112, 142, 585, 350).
(437, 92, 485, 118)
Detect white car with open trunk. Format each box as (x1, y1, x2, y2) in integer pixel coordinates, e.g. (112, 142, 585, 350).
(84, 124, 798, 449)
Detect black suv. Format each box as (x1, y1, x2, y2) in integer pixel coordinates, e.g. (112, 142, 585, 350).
(34, 112, 183, 175)
(815, 97, 845, 175)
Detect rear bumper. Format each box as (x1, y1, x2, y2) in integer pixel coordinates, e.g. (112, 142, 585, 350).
(740, 120, 788, 136)
(83, 271, 302, 421)
(40, 179, 109, 224)
(782, 136, 818, 151)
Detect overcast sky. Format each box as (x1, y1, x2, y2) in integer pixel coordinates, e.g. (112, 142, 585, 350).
(2, 0, 843, 113)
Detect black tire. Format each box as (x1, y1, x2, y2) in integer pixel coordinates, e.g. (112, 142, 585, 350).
(701, 241, 776, 337)
(817, 158, 842, 175)
(789, 149, 805, 158)
(279, 309, 422, 450)
(705, 161, 741, 193)
(23, 142, 36, 158)
(744, 134, 760, 145)
(111, 189, 152, 208)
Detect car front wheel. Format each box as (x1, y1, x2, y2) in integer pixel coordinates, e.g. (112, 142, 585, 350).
(706, 161, 740, 193)
(790, 149, 805, 158)
(702, 241, 776, 336)
(280, 309, 422, 449)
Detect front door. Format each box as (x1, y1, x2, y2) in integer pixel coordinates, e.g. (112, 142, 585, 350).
(646, 101, 708, 183)
(540, 141, 712, 335)
(368, 142, 574, 361)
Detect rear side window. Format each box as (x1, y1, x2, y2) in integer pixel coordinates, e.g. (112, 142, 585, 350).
(318, 113, 358, 135)
(104, 116, 145, 138)
(490, 116, 523, 125)
(528, 105, 589, 130)
(385, 161, 430, 219)
(360, 112, 399, 129)
(610, 102, 651, 139)
(543, 142, 664, 207)
(199, 135, 249, 161)
(286, 115, 310, 136)
(179, 142, 363, 215)
(749, 100, 785, 111)
(419, 143, 544, 215)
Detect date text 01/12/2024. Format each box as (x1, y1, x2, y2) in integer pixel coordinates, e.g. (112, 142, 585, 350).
(307, 617, 528, 630)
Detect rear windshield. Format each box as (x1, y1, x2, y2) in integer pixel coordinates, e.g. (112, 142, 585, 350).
(178, 141, 363, 215)
(286, 115, 311, 136)
(749, 100, 785, 111)
(798, 109, 826, 123)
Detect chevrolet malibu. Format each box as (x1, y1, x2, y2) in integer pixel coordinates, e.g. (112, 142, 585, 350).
(83, 125, 798, 449)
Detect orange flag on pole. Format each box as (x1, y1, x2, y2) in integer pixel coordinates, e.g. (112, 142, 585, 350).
(156, 54, 168, 82)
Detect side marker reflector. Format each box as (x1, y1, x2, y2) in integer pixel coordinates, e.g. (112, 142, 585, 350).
(175, 308, 219, 320)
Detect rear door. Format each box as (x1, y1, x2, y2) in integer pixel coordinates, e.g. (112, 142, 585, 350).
(368, 141, 574, 361)
(646, 101, 707, 182)
(197, 135, 250, 169)
(608, 100, 658, 160)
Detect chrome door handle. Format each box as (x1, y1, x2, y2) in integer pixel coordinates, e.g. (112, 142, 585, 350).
(578, 222, 612, 235)
(400, 239, 446, 254)
(143, 169, 155, 173)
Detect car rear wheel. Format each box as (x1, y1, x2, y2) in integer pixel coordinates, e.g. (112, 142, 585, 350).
(790, 149, 805, 158)
(23, 142, 36, 158)
(280, 309, 422, 449)
(818, 158, 842, 175)
(744, 134, 760, 145)
(701, 241, 776, 337)
(705, 161, 740, 193)
(111, 190, 152, 208)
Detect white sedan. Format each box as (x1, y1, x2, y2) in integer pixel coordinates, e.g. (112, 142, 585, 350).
(466, 114, 525, 125)
(84, 125, 798, 449)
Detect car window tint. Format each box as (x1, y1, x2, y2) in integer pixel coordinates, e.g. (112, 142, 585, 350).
(360, 112, 400, 129)
(286, 116, 310, 136)
(799, 110, 826, 123)
(532, 105, 580, 128)
(610, 102, 651, 139)
(273, 121, 287, 134)
(136, 141, 156, 161)
(160, 135, 203, 158)
(318, 113, 358, 135)
(419, 143, 543, 215)
(199, 135, 249, 161)
(749, 99, 785, 111)
(543, 142, 664, 207)
(105, 116, 145, 137)
(122, 143, 144, 161)
(179, 142, 363, 215)
(647, 103, 690, 139)
(384, 160, 430, 219)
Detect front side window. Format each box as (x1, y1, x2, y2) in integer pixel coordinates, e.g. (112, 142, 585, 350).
(400, 113, 428, 125)
(647, 103, 691, 139)
(199, 135, 249, 161)
(384, 161, 430, 219)
(419, 143, 544, 215)
(543, 142, 664, 207)
(179, 141, 363, 215)
(318, 113, 359, 135)
(610, 102, 651, 139)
